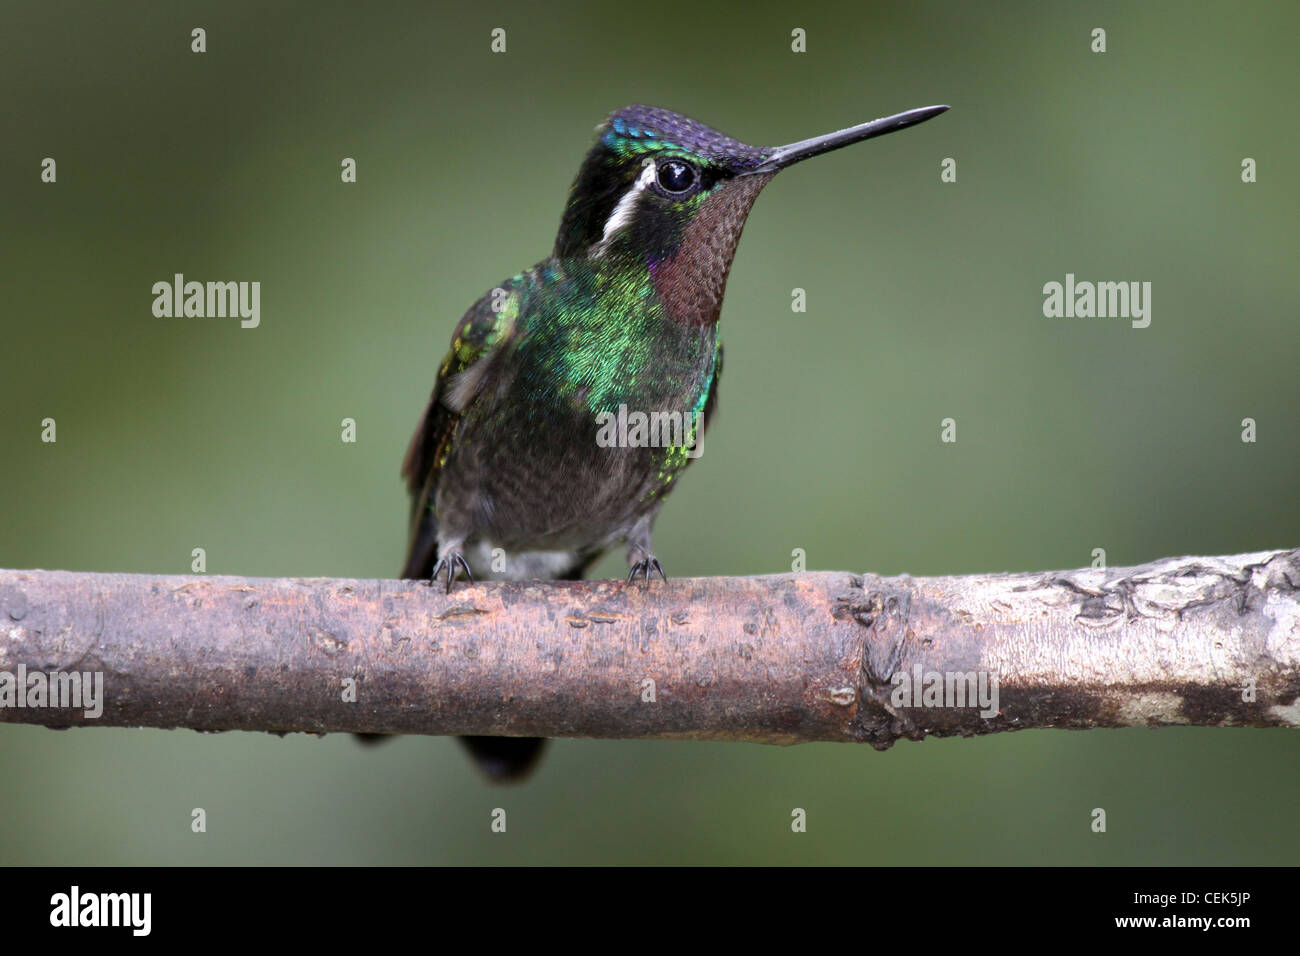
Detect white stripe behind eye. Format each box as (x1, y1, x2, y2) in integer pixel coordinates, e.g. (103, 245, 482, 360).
(592, 160, 658, 257)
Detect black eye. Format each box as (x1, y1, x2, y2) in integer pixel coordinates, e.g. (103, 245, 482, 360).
(656, 159, 696, 194)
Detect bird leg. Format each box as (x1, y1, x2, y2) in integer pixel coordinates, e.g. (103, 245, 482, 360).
(626, 518, 667, 586)
(430, 542, 473, 594)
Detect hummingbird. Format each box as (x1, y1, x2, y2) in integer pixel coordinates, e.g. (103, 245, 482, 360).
(399, 102, 949, 780)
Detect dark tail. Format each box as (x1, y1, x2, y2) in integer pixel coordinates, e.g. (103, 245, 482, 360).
(450, 558, 593, 782)
(458, 736, 548, 782)
(363, 507, 589, 783)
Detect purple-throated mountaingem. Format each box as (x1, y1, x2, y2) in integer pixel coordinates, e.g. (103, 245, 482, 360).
(399, 103, 948, 780)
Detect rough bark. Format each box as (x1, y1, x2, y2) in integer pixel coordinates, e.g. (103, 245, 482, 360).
(0, 548, 1297, 746)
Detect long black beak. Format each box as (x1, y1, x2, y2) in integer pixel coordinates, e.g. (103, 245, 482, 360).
(750, 105, 949, 173)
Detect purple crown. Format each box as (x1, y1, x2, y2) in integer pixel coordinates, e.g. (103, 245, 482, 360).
(600, 105, 769, 169)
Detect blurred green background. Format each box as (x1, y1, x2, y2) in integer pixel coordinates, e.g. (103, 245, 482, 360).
(2, 0, 1297, 864)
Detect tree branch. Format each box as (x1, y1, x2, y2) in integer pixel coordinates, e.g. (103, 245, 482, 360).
(1, 549, 1297, 747)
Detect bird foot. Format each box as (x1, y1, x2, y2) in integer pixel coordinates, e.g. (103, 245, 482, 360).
(627, 555, 668, 587)
(430, 548, 473, 594)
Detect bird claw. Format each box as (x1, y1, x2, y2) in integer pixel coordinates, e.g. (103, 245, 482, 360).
(430, 550, 473, 594)
(627, 556, 667, 587)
